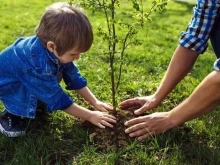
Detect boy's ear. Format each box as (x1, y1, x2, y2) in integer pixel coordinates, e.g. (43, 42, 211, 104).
(46, 41, 56, 52)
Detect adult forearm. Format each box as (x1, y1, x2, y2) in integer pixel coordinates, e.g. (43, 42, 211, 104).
(169, 71, 220, 126)
(155, 45, 199, 101)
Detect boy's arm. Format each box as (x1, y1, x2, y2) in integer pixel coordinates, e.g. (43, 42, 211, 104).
(64, 103, 116, 128)
(75, 86, 98, 105)
(62, 63, 112, 111)
(75, 86, 113, 111)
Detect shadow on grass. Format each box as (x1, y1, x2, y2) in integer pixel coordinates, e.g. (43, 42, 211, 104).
(141, 125, 220, 164)
(79, 110, 220, 164)
(174, 0, 196, 11)
(111, 125, 220, 164)
(1, 112, 219, 164)
(0, 112, 88, 165)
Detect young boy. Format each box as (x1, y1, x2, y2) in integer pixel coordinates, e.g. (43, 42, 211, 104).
(0, 2, 116, 137)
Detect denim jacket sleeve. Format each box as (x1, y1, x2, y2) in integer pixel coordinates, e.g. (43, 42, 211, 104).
(62, 62, 87, 90)
(12, 36, 73, 112)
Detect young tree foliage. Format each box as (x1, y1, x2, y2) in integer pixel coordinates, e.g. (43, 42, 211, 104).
(69, 0, 168, 109)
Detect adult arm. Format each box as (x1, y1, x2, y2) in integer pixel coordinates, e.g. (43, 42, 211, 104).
(125, 71, 220, 140)
(153, 45, 199, 106)
(120, 45, 199, 115)
(120, 0, 220, 114)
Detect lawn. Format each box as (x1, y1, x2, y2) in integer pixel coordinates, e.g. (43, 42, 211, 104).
(0, 0, 220, 164)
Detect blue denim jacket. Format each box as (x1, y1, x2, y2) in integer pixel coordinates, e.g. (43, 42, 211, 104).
(0, 36, 87, 118)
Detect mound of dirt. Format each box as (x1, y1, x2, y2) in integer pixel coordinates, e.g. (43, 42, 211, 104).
(82, 110, 135, 152)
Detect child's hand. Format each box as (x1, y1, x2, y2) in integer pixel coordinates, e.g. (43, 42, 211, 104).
(93, 100, 113, 112)
(89, 111, 116, 128)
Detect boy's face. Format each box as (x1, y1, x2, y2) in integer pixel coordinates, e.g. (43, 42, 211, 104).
(47, 41, 81, 63)
(54, 48, 81, 63)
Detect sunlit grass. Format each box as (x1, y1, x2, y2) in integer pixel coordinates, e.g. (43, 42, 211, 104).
(0, 0, 219, 164)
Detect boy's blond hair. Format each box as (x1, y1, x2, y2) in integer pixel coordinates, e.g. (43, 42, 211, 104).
(35, 2, 93, 55)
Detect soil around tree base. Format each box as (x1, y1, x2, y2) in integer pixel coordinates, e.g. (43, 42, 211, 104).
(82, 110, 193, 153)
(82, 110, 135, 152)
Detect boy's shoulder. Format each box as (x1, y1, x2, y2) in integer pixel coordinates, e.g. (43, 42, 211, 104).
(11, 36, 52, 68)
(14, 35, 41, 49)
(12, 35, 48, 57)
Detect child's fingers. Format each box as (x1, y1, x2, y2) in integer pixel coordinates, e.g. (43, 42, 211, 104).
(101, 120, 114, 128)
(99, 107, 108, 112)
(97, 123, 105, 129)
(102, 116, 117, 123)
(103, 114, 116, 120)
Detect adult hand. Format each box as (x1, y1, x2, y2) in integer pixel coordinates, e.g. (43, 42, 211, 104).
(89, 111, 116, 128)
(119, 95, 161, 115)
(124, 112, 175, 141)
(93, 100, 113, 112)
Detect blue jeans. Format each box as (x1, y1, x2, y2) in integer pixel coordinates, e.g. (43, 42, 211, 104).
(210, 17, 220, 58)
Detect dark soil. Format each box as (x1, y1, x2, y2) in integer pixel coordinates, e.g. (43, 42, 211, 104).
(82, 110, 136, 152)
(82, 110, 193, 153)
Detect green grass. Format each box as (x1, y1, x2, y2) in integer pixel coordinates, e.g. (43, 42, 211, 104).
(0, 0, 220, 164)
